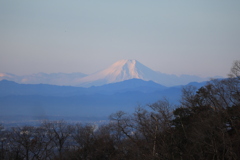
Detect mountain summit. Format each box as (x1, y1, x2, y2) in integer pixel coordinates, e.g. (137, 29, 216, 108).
(77, 59, 145, 86)
(74, 59, 159, 87)
(74, 59, 208, 87)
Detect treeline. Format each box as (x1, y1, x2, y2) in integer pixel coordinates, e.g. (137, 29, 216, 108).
(0, 61, 240, 160)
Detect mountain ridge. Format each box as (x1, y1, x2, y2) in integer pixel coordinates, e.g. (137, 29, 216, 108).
(0, 78, 167, 96)
(0, 59, 209, 87)
(0, 72, 88, 86)
(0, 79, 207, 119)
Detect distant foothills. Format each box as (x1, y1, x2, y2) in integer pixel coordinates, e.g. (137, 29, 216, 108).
(0, 59, 215, 87)
(0, 78, 207, 125)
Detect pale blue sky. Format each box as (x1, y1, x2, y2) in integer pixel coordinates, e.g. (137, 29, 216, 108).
(0, 0, 240, 77)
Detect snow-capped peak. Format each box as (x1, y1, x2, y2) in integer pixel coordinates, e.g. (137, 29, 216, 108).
(101, 59, 140, 80)
(75, 59, 156, 87)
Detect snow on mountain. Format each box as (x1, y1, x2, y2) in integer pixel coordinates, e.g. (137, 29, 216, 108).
(74, 59, 208, 87)
(74, 59, 156, 87)
(0, 59, 209, 87)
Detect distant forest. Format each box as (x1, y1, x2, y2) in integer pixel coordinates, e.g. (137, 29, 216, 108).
(0, 61, 239, 160)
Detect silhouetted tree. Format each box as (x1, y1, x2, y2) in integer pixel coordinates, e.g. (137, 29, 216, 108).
(41, 120, 74, 159)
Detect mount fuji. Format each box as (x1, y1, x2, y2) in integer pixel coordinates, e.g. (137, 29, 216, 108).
(0, 59, 208, 87)
(74, 59, 207, 87)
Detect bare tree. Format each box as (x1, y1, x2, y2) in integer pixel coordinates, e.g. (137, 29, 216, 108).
(228, 60, 240, 79)
(70, 123, 96, 159)
(109, 99, 174, 159)
(41, 120, 74, 159)
(0, 124, 7, 160)
(7, 126, 41, 160)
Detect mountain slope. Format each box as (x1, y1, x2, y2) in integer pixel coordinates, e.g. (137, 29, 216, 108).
(87, 78, 167, 94)
(0, 79, 166, 96)
(74, 59, 207, 87)
(74, 59, 159, 87)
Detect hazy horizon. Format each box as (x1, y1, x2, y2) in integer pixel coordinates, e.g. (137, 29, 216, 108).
(1, 1, 240, 77)
(0, 58, 224, 79)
